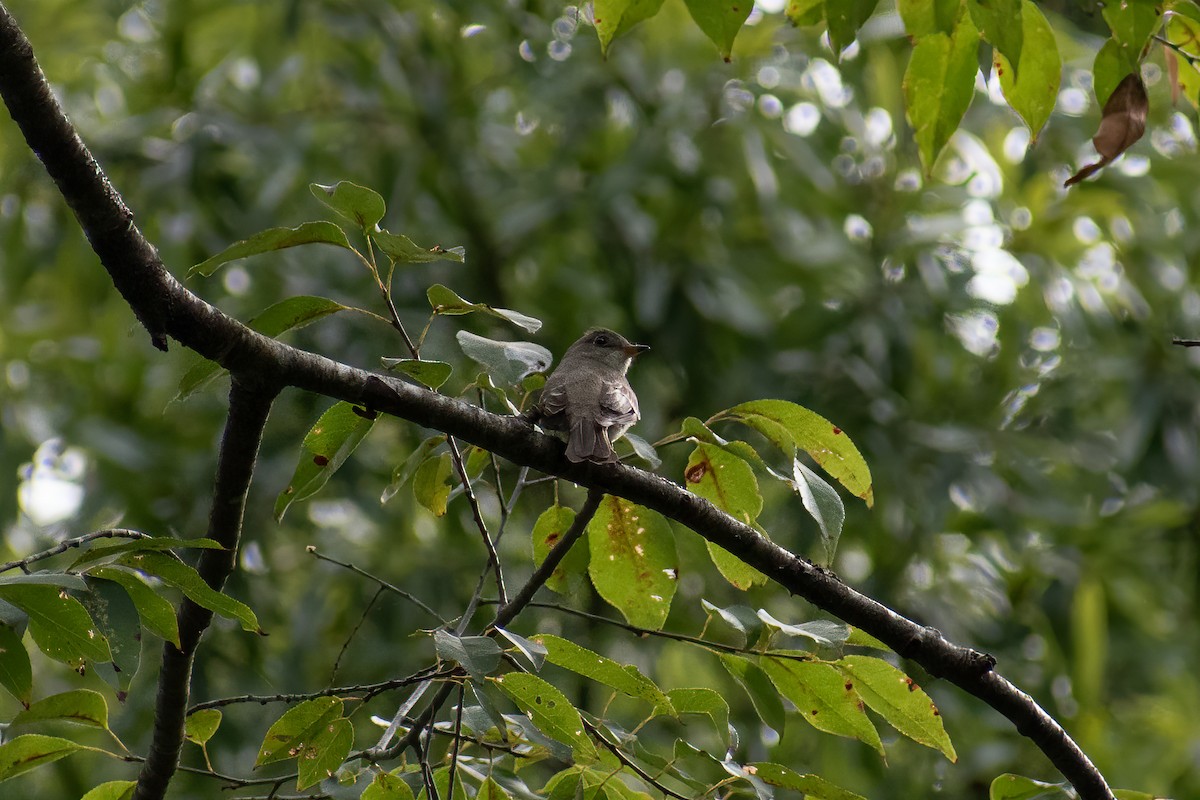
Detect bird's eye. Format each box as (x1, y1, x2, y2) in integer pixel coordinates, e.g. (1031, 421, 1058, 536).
(594, 334, 609, 346)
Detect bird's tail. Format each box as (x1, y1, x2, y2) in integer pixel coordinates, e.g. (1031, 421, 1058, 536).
(566, 418, 617, 463)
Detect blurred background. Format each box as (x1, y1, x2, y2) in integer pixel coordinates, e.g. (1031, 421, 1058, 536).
(1, 0, 1198, 797)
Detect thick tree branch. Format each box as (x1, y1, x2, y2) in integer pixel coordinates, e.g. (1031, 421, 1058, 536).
(133, 377, 278, 800)
(0, 6, 1114, 800)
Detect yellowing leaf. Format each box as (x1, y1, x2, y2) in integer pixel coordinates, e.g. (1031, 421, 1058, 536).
(593, 0, 666, 56)
(587, 497, 678, 630)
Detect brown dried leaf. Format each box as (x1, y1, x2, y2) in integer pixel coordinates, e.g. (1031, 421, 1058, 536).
(1064, 72, 1148, 187)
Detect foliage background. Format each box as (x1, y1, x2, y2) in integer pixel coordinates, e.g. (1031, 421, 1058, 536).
(1, 0, 1198, 797)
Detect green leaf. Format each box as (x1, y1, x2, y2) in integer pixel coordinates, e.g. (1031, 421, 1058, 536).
(756, 610, 849, 647)
(413, 452, 454, 517)
(185, 708, 222, 745)
(176, 296, 348, 402)
(751, 763, 867, 800)
(81, 781, 136, 800)
(1112, 791, 1162, 800)
(786, 0, 824, 27)
(71, 536, 224, 568)
(492, 672, 599, 762)
(760, 655, 884, 754)
(684, 443, 765, 589)
(660, 687, 729, 745)
(0, 572, 88, 590)
(682, 0, 752, 61)
(903, 9, 980, 174)
(792, 459, 846, 563)
(701, 599, 765, 646)
(988, 773, 1072, 800)
(256, 696, 354, 790)
(371, 230, 464, 264)
(382, 435, 446, 504)
(710, 399, 874, 507)
(593, 0, 666, 56)
(115, 550, 261, 634)
(0, 734, 83, 781)
(824, 0, 881, 57)
(275, 401, 377, 522)
(587, 496, 678, 630)
(0, 623, 32, 706)
(899, 0, 963, 38)
(836, 655, 956, 760)
(363, 771, 417, 800)
(496, 627, 548, 671)
(531, 634, 673, 712)
(88, 566, 181, 648)
(310, 181, 386, 230)
(846, 627, 891, 651)
(0, 585, 111, 668)
(381, 358, 453, 390)
(189, 221, 352, 277)
(12, 689, 109, 730)
(419, 766, 470, 800)
(994, 0, 1061, 142)
(531, 503, 589, 595)
(1093, 38, 1130, 109)
(967, 0, 1022, 71)
(428, 284, 542, 333)
(457, 331, 553, 386)
(477, 777, 513, 800)
(433, 629, 503, 680)
(81, 578, 141, 698)
(1166, 14, 1200, 106)
(1102, 0, 1162, 72)
(719, 654, 787, 734)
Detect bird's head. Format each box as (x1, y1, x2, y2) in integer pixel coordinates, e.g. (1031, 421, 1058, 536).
(563, 328, 650, 373)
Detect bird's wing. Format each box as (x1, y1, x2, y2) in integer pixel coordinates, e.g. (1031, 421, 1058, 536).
(536, 380, 570, 418)
(598, 378, 640, 426)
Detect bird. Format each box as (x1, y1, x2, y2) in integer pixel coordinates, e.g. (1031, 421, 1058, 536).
(526, 328, 649, 464)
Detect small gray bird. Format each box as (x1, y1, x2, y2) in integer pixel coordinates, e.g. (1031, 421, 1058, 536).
(527, 328, 649, 464)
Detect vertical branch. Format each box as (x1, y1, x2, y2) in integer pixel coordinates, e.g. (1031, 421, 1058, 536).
(133, 377, 278, 800)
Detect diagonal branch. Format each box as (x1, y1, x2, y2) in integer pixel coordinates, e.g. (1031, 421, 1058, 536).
(0, 6, 1115, 800)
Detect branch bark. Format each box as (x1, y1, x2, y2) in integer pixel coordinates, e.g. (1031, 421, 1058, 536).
(0, 5, 1115, 800)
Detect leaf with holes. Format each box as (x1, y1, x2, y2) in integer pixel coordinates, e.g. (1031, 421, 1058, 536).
(189, 221, 352, 277)
(87, 566, 180, 648)
(256, 696, 353, 790)
(684, 443, 765, 589)
(761, 655, 883, 754)
(310, 181, 386, 230)
(81, 578, 140, 697)
(836, 655, 956, 761)
(492, 672, 598, 762)
(275, 401, 377, 521)
(0, 585, 111, 668)
(587, 496, 678, 630)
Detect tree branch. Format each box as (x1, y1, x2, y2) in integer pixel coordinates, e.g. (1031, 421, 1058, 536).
(133, 377, 279, 800)
(0, 6, 1115, 799)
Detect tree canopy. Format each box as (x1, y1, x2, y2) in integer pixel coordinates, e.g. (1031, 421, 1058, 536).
(0, 2, 1197, 800)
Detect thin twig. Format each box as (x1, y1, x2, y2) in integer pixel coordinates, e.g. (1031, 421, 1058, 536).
(1156, 33, 1200, 67)
(0, 528, 151, 574)
(307, 547, 446, 623)
(449, 436, 507, 605)
(330, 585, 386, 684)
(583, 719, 692, 800)
(447, 683, 466, 800)
(187, 665, 449, 713)
(1172, 336, 1200, 346)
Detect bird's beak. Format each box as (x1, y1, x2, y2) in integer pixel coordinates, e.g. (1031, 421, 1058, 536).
(624, 344, 651, 357)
